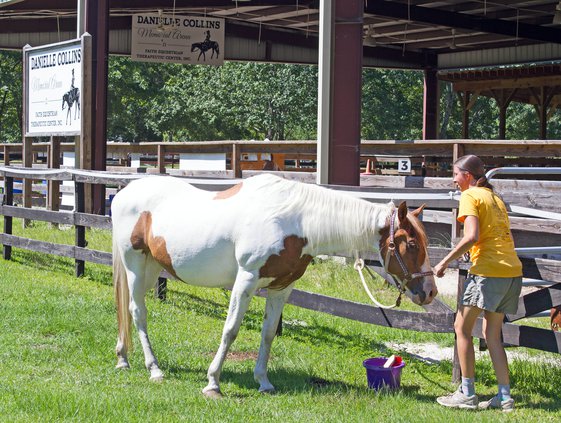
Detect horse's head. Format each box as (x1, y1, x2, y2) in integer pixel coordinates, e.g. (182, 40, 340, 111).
(379, 202, 437, 306)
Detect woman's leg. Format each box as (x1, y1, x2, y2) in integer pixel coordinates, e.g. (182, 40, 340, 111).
(455, 305, 483, 379)
(437, 304, 483, 408)
(483, 310, 509, 386)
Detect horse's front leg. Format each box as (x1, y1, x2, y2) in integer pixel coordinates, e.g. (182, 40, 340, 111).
(254, 283, 294, 393)
(203, 268, 258, 398)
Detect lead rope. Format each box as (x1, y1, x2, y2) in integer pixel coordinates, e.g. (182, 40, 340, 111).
(354, 258, 403, 309)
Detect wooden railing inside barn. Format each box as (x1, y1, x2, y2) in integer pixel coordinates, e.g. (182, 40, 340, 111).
(0, 166, 560, 383)
(2, 138, 561, 217)
(2, 139, 561, 178)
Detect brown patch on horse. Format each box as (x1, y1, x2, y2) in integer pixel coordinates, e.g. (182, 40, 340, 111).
(130, 211, 181, 280)
(130, 211, 151, 253)
(214, 182, 243, 200)
(260, 235, 313, 290)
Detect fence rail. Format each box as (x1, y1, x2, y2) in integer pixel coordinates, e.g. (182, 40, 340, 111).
(2, 139, 561, 178)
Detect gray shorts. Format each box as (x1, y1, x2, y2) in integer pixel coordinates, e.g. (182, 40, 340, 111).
(462, 274, 522, 314)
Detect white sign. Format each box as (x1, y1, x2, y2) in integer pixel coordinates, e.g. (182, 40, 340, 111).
(131, 14, 224, 65)
(25, 39, 83, 136)
(179, 153, 226, 171)
(398, 158, 412, 174)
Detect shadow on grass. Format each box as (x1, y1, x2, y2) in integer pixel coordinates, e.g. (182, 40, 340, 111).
(11, 249, 75, 274)
(160, 362, 449, 403)
(9, 249, 113, 286)
(164, 288, 392, 356)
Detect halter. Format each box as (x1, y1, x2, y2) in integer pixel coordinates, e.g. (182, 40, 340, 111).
(353, 207, 434, 309)
(383, 208, 434, 292)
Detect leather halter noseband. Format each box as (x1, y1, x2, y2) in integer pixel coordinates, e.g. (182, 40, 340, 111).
(383, 208, 434, 292)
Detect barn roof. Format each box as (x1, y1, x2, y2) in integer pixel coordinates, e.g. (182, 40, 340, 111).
(439, 64, 561, 106)
(1, 1, 561, 70)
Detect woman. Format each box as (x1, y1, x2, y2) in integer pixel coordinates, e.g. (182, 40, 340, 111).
(435, 155, 522, 412)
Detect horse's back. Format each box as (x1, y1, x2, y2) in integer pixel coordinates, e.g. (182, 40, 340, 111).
(111, 174, 297, 287)
(111, 176, 210, 240)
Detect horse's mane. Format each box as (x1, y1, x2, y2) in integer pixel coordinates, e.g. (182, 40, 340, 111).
(249, 175, 390, 253)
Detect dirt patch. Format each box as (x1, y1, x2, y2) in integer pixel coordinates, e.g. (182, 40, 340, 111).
(204, 351, 259, 361)
(386, 341, 561, 367)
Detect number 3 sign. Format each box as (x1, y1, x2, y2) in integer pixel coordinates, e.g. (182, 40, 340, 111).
(398, 158, 412, 174)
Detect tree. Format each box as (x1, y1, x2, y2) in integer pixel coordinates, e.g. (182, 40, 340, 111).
(3, 51, 557, 143)
(107, 58, 318, 142)
(107, 58, 171, 141)
(0, 51, 22, 142)
(361, 68, 424, 140)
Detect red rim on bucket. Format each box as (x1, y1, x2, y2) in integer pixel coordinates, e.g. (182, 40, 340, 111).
(363, 356, 405, 390)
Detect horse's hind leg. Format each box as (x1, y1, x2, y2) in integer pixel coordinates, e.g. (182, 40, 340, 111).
(254, 284, 294, 393)
(125, 253, 164, 381)
(203, 268, 258, 397)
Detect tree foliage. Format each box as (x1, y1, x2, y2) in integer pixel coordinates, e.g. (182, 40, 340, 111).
(1, 49, 560, 143)
(361, 69, 424, 140)
(0, 51, 22, 142)
(107, 58, 318, 141)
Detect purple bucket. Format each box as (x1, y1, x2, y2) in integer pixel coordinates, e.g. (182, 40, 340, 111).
(363, 356, 405, 390)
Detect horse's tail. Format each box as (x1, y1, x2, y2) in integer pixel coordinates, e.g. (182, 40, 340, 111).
(62, 95, 67, 110)
(113, 236, 132, 352)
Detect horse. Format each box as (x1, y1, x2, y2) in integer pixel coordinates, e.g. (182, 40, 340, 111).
(111, 173, 437, 397)
(62, 87, 80, 124)
(190, 41, 220, 61)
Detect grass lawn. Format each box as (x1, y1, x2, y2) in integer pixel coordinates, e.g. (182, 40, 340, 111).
(0, 222, 560, 421)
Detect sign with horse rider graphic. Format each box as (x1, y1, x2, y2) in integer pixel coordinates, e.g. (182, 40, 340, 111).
(23, 39, 83, 136)
(131, 13, 224, 66)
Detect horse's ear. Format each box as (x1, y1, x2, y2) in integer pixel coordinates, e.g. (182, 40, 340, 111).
(397, 202, 408, 224)
(410, 204, 426, 218)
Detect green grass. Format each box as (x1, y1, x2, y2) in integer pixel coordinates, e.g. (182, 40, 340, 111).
(0, 221, 560, 421)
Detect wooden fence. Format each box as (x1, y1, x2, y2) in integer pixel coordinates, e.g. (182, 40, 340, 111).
(2, 139, 561, 178)
(0, 166, 560, 382)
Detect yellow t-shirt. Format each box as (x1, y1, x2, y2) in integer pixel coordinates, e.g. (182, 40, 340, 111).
(458, 187, 522, 277)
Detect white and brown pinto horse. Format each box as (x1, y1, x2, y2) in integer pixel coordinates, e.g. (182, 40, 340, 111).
(111, 174, 437, 397)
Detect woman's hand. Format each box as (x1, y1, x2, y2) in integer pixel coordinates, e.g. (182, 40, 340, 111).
(433, 261, 447, 278)
(433, 216, 479, 278)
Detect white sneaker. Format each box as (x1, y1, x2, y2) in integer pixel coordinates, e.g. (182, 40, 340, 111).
(479, 394, 515, 412)
(437, 386, 478, 410)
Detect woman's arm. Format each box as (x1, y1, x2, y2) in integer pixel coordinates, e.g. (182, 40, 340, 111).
(434, 215, 479, 278)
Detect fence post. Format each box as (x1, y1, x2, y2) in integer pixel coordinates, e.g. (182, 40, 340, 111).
(2, 176, 13, 260)
(450, 200, 464, 384)
(452, 268, 468, 383)
(22, 137, 33, 227)
(48, 136, 61, 215)
(155, 277, 167, 300)
(232, 143, 241, 178)
(75, 181, 86, 277)
(452, 142, 464, 163)
(157, 144, 166, 174)
(3, 145, 9, 165)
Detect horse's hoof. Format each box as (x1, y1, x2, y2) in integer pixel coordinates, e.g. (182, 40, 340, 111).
(115, 361, 130, 370)
(149, 370, 164, 383)
(259, 388, 276, 395)
(202, 388, 223, 399)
